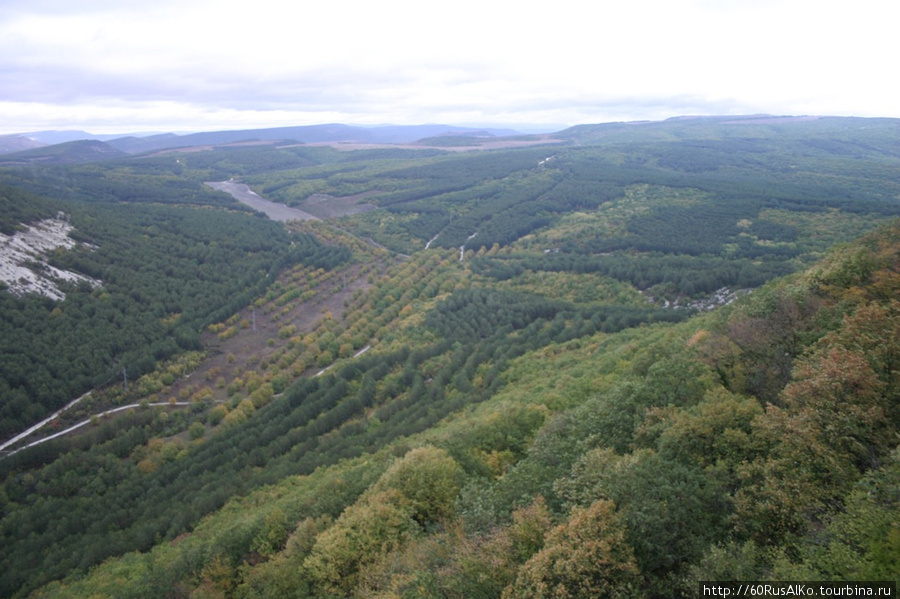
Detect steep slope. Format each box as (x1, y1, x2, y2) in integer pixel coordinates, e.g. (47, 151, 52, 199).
(2, 117, 900, 597)
(19, 218, 900, 598)
(0, 177, 351, 443)
(0, 216, 99, 300)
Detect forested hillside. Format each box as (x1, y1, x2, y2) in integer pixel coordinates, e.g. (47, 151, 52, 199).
(0, 176, 350, 440)
(0, 116, 898, 598)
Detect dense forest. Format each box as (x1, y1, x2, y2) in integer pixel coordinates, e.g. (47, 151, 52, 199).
(0, 116, 898, 598)
(0, 180, 350, 439)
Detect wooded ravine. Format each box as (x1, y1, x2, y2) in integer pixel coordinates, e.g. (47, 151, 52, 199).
(0, 115, 898, 598)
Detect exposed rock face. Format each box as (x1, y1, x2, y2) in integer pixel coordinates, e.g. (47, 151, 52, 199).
(0, 216, 99, 300)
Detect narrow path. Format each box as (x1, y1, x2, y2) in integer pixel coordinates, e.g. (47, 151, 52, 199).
(460, 232, 477, 261)
(314, 346, 371, 377)
(0, 391, 92, 452)
(3, 401, 193, 457)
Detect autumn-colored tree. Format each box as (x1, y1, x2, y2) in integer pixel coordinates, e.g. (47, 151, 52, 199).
(735, 323, 893, 545)
(368, 446, 464, 526)
(456, 495, 557, 597)
(237, 516, 330, 599)
(249, 507, 290, 559)
(811, 300, 900, 421)
(644, 386, 764, 470)
(690, 328, 747, 392)
(316, 350, 333, 368)
(556, 447, 728, 584)
(303, 489, 416, 596)
(503, 499, 639, 599)
(783, 346, 887, 468)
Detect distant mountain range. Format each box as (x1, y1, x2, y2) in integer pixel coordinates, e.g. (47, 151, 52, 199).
(4, 115, 899, 166)
(0, 139, 128, 165)
(0, 123, 525, 160)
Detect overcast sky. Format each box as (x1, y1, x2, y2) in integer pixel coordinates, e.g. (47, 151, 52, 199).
(0, 0, 896, 135)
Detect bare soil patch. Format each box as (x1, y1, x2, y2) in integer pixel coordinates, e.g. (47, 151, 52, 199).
(165, 258, 391, 403)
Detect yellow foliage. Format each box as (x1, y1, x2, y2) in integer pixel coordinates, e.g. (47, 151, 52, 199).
(304, 489, 415, 596)
(503, 500, 639, 599)
(368, 446, 463, 525)
(687, 329, 709, 348)
(223, 408, 247, 428)
(136, 459, 157, 474)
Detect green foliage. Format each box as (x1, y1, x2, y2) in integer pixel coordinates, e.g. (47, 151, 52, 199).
(471, 250, 797, 299)
(0, 184, 61, 234)
(765, 450, 900, 582)
(650, 387, 764, 469)
(249, 507, 291, 558)
(504, 499, 640, 599)
(5, 119, 900, 598)
(368, 446, 463, 526)
(0, 193, 350, 439)
(189, 421, 206, 440)
(304, 489, 417, 596)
